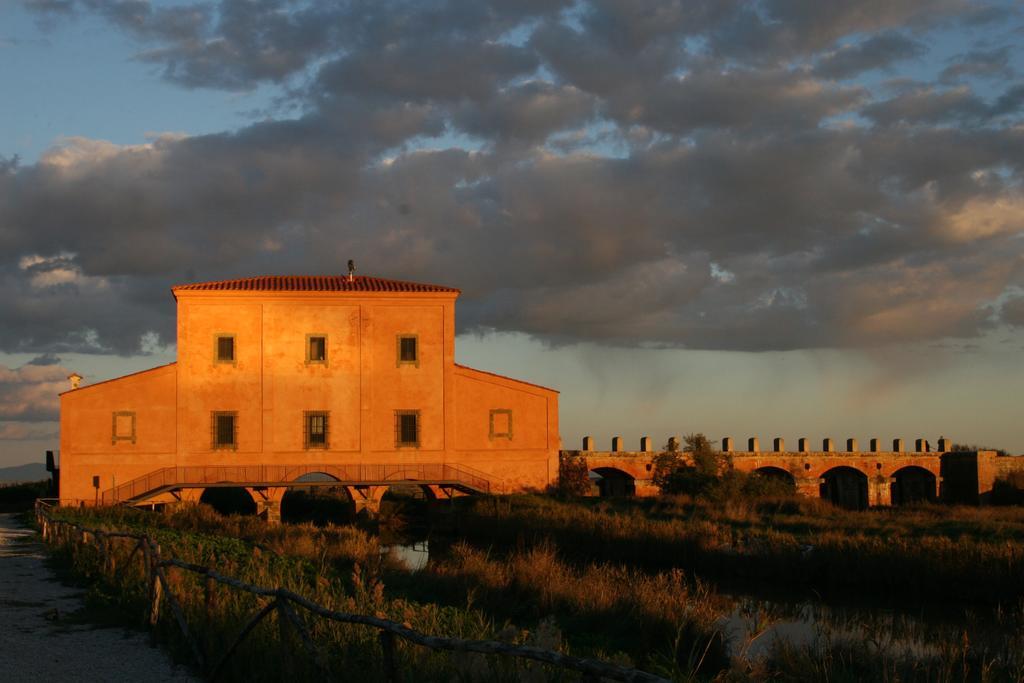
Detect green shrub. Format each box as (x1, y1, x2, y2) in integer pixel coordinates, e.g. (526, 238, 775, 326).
(652, 433, 720, 495)
(651, 433, 795, 502)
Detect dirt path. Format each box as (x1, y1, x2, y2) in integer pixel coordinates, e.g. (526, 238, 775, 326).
(0, 513, 196, 681)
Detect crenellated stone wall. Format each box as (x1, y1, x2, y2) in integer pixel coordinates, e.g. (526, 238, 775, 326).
(567, 434, 1003, 507)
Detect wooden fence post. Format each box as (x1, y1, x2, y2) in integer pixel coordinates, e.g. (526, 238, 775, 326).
(277, 599, 292, 673)
(155, 565, 205, 670)
(150, 572, 164, 627)
(379, 630, 398, 682)
(149, 544, 163, 628)
(99, 532, 111, 574)
(276, 596, 330, 678)
(205, 574, 216, 624)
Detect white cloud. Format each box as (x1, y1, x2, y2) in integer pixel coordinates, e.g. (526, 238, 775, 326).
(944, 195, 1024, 242)
(0, 362, 69, 422)
(19, 252, 109, 291)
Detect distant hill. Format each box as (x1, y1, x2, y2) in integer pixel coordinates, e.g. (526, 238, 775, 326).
(0, 462, 48, 483)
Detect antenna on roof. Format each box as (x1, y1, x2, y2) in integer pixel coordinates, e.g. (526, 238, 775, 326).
(347, 259, 356, 283)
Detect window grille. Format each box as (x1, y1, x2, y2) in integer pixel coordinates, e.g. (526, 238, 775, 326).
(211, 411, 238, 449)
(395, 410, 420, 447)
(304, 411, 329, 449)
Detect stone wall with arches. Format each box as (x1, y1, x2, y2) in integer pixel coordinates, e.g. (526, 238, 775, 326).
(566, 435, 1003, 507)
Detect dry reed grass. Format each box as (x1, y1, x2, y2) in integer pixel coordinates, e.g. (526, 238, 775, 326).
(41, 497, 1024, 681)
(453, 495, 1024, 604)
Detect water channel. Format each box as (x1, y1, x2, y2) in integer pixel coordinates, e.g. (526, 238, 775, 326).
(376, 528, 1020, 667)
(278, 490, 1021, 671)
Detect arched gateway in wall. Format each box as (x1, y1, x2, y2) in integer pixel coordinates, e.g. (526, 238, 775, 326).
(891, 466, 937, 505)
(752, 466, 797, 492)
(820, 467, 869, 510)
(589, 467, 636, 497)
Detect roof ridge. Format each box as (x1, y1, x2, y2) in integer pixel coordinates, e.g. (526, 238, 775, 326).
(171, 274, 460, 294)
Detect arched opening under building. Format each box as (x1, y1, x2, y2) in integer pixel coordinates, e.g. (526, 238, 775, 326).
(381, 482, 437, 503)
(589, 468, 636, 497)
(378, 481, 437, 526)
(891, 466, 937, 506)
(820, 467, 868, 510)
(751, 466, 797, 494)
(281, 472, 354, 525)
(198, 486, 257, 516)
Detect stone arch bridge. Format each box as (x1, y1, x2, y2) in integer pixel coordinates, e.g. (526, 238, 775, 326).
(570, 435, 1000, 508)
(100, 463, 491, 521)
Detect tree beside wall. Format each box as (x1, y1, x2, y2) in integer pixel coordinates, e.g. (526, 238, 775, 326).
(653, 434, 794, 500)
(556, 452, 591, 497)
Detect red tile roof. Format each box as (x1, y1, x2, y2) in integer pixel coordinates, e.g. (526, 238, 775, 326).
(172, 275, 460, 294)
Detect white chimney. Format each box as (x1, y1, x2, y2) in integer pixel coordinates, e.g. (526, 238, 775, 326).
(68, 373, 83, 390)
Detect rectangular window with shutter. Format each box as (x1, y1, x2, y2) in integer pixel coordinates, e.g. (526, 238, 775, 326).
(304, 411, 329, 449)
(395, 410, 420, 447)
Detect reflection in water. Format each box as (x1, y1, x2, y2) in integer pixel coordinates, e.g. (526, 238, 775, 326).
(721, 595, 1016, 663)
(300, 505, 1022, 672)
(382, 540, 430, 572)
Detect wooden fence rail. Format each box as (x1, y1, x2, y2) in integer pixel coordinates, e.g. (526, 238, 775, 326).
(34, 500, 668, 683)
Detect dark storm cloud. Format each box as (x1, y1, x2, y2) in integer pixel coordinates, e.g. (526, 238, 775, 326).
(449, 82, 596, 143)
(611, 67, 867, 133)
(0, 258, 175, 355)
(8, 0, 1024, 354)
(992, 84, 1024, 117)
(861, 80, 1024, 126)
(814, 32, 928, 80)
(862, 86, 993, 126)
(705, 0, 1000, 64)
(530, 20, 683, 96)
(315, 40, 538, 104)
(33, 0, 573, 91)
(940, 46, 1015, 84)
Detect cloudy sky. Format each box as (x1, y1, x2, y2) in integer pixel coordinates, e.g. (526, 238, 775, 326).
(2, 0, 1023, 467)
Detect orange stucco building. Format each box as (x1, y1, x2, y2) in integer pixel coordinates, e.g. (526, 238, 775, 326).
(59, 275, 560, 508)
